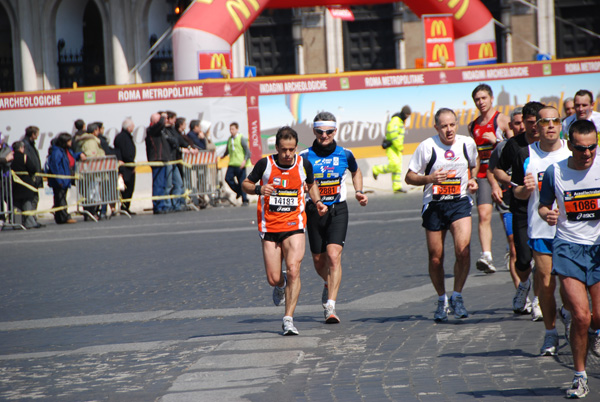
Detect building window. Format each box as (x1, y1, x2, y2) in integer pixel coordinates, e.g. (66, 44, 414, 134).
(343, 5, 395, 71)
(246, 9, 295, 76)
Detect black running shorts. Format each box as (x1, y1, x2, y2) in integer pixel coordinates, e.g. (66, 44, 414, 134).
(306, 201, 349, 254)
(260, 229, 305, 244)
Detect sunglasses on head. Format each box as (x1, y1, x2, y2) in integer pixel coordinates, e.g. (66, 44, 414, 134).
(572, 143, 597, 152)
(536, 117, 561, 126)
(315, 128, 335, 135)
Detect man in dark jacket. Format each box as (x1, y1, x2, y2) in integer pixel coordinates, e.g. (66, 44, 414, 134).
(115, 118, 136, 214)
(163, 111, 187, 211)
(23, 126, 44, 227)
(11, 141, 42, 229)
(146, 112, 171, 214)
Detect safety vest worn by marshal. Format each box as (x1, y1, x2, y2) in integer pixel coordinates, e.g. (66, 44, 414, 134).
(469, 111, 504, 178)
(257, 154, 308, 233)
(300, 146, 357, 206)
(227, 133, 248, 167)
(385, 115, 405, 152)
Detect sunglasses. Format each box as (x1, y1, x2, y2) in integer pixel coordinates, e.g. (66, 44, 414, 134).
(572, 143, 597, 152)
(315, 128, 335, 135)
(536, 117, 561, 126)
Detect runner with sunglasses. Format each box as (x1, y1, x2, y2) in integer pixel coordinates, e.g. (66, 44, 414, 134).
(538, 119, 600, 399)
(512, 106, 571, 356)
(300, 111, 368, 324)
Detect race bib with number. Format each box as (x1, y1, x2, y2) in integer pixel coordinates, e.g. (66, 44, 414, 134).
(269, 189, 299, 212)
(432, 177, 462, 201)
(477, 143, 494, 165)
(318, 178, 341, 203)
(564, 187, 600, 221)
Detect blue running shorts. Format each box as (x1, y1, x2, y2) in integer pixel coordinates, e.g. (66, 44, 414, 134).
(528, 238, 553, 255)
(552, 238, 600, 286)
(422, 197, 473, 231)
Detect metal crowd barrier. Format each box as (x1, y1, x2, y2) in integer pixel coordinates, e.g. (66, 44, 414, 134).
(75, 156, 121, 221)
(181, 151, 220, 206)
(0, 164, 25, 230)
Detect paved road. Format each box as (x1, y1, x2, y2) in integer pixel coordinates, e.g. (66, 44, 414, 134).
(1, 192, 598, 401)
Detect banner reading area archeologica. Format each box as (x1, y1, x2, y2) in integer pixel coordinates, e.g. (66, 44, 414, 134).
(256, 58, 600, 158)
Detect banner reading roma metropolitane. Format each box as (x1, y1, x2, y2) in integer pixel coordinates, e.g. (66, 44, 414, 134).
(1, 57, 599, 166)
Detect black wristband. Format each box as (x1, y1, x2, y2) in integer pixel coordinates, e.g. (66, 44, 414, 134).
(315, 199, 323, 204)
(254, 185, 262, 195)
(355, 190, 364, 194)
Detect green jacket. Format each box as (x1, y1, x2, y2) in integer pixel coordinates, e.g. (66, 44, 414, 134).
(226, 133, 250, 167)
(385, 116, 405, 152)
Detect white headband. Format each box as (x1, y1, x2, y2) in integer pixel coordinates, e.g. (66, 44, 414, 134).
(313, 121, 337, 128)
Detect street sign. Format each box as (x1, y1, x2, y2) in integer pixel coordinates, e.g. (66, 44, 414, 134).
(244, 66, 257, 78)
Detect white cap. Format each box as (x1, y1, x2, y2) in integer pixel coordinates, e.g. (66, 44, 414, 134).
(200, 120, 211, 133)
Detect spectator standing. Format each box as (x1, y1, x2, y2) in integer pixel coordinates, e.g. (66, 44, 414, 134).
(95, 121, 116, 219)
(163, 111, 186, 212)
(0, 137, 14, 228)
(22, 126, 44, 227)
(221, 122, 250, 206)
(72, 119, 86, 150)
(10, 141, 42, 229)
(114, 118, 136, 215)
(46, 133, 86, 224)
(77, 123, 105, 219)
(145, 113, 170, 214)
(187, 119, 213, 150)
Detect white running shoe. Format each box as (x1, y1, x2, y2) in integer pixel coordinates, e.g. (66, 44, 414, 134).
(449, 295, 469, 319)
(434, 299, 449, 322)
(513, 281, 531, 313)
(566, 375, 589, 399)
(476, 254, 497, 274)
(540, 332, 559, 356)
(282, 317, 299, 336)
(324, 304, 340, 324)
(531, 297, 543, 322)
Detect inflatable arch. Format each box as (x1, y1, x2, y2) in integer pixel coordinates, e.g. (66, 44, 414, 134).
(172, 0, 495, 80)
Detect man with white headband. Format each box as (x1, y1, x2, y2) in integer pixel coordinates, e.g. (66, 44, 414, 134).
(300, 112, 368, 324)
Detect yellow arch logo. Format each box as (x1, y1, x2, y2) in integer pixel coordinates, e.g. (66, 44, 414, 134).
(210, 53, 227, 69)
(226, 0, 260, 31)
(447, 0, 469, 20)
(478, 43, 494, 59)
(430, 20, 448, 37)
(432, 44, 449, 61)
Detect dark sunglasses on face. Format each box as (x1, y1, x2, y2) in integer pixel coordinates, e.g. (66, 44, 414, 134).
(536, 117, 561, 126)
(315, 128, 335, 135)
(572, 143, 597, 152)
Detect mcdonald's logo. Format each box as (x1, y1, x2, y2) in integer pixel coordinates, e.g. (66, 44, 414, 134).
(432, 44, 449, 62)
(447, 0, 469, 20)
(431, 20, 448, 37)
(478, 43, 494, 59)
(226, 0, 260, 31)
(210, 53, 227, 69)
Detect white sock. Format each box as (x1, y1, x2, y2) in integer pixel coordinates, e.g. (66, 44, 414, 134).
(546, 328, 558, 336)
(520, 278, 531, 288)
(438, 294, 448, 303)
(327, 299, 336, 308)
(283, 315, 293, 321)
(452, 291, 461, 299)
(482, 251, 492, 259)
(575, 370, 587, 379)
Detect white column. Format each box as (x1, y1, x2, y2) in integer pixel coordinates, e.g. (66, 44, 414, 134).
(109, 0, 130, 84)
(232, 34, 246, 78)
(325, 11, 344, 73)
(18, 0, 38, 91)
(537, 0, 556, 56)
